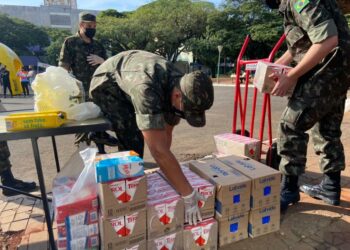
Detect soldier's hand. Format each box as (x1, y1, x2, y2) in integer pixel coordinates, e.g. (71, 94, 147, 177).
(270, 71, 297, 97)
(87, 54, 105, 66)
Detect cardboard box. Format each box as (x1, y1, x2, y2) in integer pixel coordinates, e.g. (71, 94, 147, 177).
(95, 154, 144, 183)
(214, 133, 261, 161)
(215, 212, 248, 247)
(57, 236, 99, 250)
(158, 166, 215, 220)
(147, 173, 184, 239)
(99, 175, 147, 218)
(217, 155, 281, 209)
(253, 61, 293, 95)
(147, 231, 183, 250)
(183, 218, 218, 250)
(122, 240, 146, 250)
(248, 204, 280, 238)
(99, 210, 146, 250)
(189, 159, 251, 216)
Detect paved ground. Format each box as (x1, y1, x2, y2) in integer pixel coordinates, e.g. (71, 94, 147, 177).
(0, 85, 349, 249)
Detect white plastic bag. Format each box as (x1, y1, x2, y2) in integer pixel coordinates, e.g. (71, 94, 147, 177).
(31, 66, 101, 121)
(53, 147, 98, 207)
(66, 102, 101, 121)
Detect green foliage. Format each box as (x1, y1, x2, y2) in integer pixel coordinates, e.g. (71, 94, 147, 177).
(96, 0, 214, 61)
(0, 13, 50, 55)
(44, 27, 72, 66)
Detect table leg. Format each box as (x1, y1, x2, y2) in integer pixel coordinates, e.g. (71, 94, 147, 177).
(51, 136, 60, 173)
(31, 138, 56, 250)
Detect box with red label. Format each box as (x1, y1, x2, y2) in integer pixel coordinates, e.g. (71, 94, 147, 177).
(248, 204, 280, 238)
(122, 240, 146, 250)
(158, 166, 215, 220)
(253, 61, 293, 96)
(147, 231, 183, 250)
(56, 208, 99, 238)
(95, 151, 144, 183)
(189, 158, 251, 217)
(57, 235, 99, 250)
(98, 175, 147, 218)
(214, 133, 261, 161)
(183, 218, 218, 250)
(217, 154, 281, 209)
(147, 173, 184, 239)
(215, 211, 248, 247)
(99, 209, 146, 250)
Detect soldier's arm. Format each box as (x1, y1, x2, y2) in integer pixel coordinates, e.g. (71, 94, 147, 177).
(275, 50, 293, 65)
(165, 124, 174, 149)
(288, 0, 339, 80)
(142, 129, 193, 196)
(58, 38, 72, 71)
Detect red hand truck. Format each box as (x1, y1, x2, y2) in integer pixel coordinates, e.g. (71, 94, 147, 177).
(232, 34, 286, 165)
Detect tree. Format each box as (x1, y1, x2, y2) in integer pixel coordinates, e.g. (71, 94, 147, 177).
(44, 28, 72, 65)
(96, 0, 214, 61)
(0, 14, 50, 55)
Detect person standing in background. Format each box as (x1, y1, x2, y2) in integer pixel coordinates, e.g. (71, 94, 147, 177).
(17, 67, 30, 96)
(58, 11, 118, 153)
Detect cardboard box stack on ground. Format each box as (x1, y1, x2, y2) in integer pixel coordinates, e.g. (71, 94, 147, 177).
(95, 152, 147, 250)
(146, 172, 184, 246)
(158, 165, 215, 220)
(189, 158, 251, 247)
(214, 133, 261, 161)
(217, 154, 281, 238)
(253, 61, 293, 96)
(183, 218, 218, 250)
(53, 177, 100, 250)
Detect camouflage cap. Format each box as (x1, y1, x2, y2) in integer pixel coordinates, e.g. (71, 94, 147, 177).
(179, 71, 214, 127)
(79, 11, 96, 22)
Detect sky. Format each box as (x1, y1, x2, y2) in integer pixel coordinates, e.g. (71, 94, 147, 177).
(0, 0, 223, 11)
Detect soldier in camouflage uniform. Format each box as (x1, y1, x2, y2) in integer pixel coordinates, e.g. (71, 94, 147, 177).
(0, 100, 37, 196)
(59, 12, 118, 152)
(90, 50, 214, 225)
(264, 0, 350, 210)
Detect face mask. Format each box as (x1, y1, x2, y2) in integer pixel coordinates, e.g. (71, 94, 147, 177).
(265, 0, 280, 9)
(84, 28, 96, 39)
(171, 106, 185, 119)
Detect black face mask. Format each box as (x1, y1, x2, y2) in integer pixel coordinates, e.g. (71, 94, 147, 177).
(171, 106, 185, 119)
(84, 28, 96, 39)
(265, 0, 280, 9)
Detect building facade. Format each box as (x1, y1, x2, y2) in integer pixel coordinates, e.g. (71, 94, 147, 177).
(0, 0, 98, 32)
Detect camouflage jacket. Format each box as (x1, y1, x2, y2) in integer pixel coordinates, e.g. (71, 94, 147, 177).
(58, 32, 107, 88)
(280, 0, 350, 63)
(90, 50, 184, 130)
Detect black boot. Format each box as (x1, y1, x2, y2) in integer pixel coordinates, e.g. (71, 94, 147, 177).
(300, 172, 341, 206)
(280, 175, 300, 211)
(1, 169, 38, 196)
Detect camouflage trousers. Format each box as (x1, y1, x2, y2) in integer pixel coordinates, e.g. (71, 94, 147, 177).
(90, 74, 145, 158)
(278, 93, 346, 176)
(0, 141, 11, 175)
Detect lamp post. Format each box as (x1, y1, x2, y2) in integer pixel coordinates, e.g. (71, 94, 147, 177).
(217, 45, 223, 84)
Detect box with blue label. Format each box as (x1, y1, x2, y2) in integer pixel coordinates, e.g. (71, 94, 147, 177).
(215, 211, 248, 247)
(248, 204, 280, 238)
(95, 154, 144, 183)
(217, 155, 281, 209)
(189, 158, 251, 217)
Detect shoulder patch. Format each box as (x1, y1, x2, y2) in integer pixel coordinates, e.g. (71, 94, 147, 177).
(294, 0, 310, 13)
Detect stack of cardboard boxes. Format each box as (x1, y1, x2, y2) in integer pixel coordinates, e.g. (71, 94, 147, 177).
(95, 152, 147, 250)
(146, 172, 184, 249)
(217, 155, 281, 238)
(189, 158, 251, 247)
(53, 176, 100, 250)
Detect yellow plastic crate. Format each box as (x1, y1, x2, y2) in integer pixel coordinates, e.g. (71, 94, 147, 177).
(5, 111, 67, 131)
